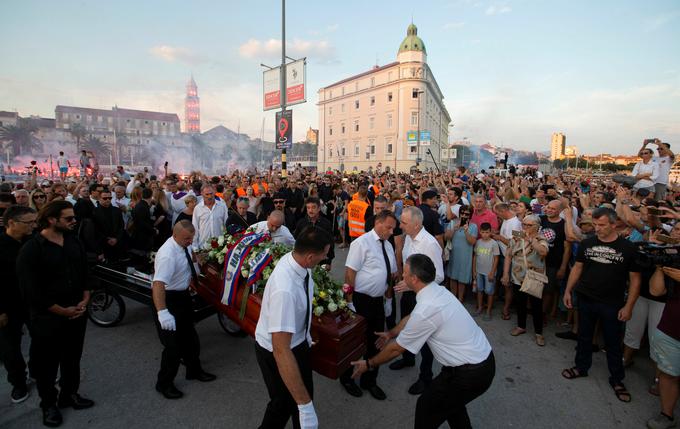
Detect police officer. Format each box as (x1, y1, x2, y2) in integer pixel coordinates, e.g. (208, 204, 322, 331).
(254, 226, 332, 429)
(152, 220, 216, 400)
(17, 201, 94, 427)
(352, 254, 495, 429)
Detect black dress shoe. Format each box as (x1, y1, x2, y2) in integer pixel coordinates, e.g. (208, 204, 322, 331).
(408, 379, 430, 395)
(339, 379, 363, 397)
(42, 405, 63, 427)
(389, 359, 415, 370)
(155, 384, 184, 399)
(364, 385, 387, 400)
(186, 371, 217, 382)
(57, 393, 95, 410)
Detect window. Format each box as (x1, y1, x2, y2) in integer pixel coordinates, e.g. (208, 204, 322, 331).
(387, 143, 393, 154)
(341, 103, 345, 113)
(329, 126, 333, 136)
(355, 100, 360, 109)
(387, 114, 393, 128)
(354, 145, 360, 156)
(370, 96, 375, 106)
(387, 92, 393, 102)
(410, 146, 417, 153)
(341, 147, 346, 156)
(162, 122, 166, 126)
(354, 121, 359, 132)
(328, 106, 333, 116)
(369, 117, 375, 129)
(412, 89, 420, 98)
(342, 87, 345, 95)
(411, 112, 418, 126)
(365, 151, 370, 160)
(63, 113, 69, 120)
(370, 77, 375, 87)
(341, 123, 345, 134)
(370, 145, 375, 155)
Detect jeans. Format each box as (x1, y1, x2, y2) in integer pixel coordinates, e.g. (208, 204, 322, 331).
(513, 284, 543, 335)
(0, 311, 29, 388)
(575, 293, 625, 386)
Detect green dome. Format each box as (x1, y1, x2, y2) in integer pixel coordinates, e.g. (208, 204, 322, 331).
(398, 23, 426, 54)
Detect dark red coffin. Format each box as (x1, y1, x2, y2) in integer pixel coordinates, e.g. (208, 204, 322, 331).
(194, 262, 367, 379)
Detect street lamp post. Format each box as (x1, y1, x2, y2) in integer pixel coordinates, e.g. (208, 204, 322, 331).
(416, 89, 424, 169)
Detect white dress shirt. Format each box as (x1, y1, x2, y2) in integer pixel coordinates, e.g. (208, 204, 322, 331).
(498, 216, 522, 257)
(345, 229, 397, 297)
(653, 155, 673, 185)
(402, 227, 445, 284)
(632, 160, 659, 189)
(252, 221, 296, 247)
(153, 237, 194, 291)
(397, 282, 492, 367)
(255, 252, 314, 352)
(192, 200, 228, 250)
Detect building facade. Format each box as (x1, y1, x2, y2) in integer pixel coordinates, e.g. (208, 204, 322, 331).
(185, 76, 200, 134)
(550, 132, 566, 160)
(317, 23, 451, 173)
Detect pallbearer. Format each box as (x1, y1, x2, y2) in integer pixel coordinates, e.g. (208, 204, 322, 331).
(254, 226, 332, 429)
(152, 220, 216, 400)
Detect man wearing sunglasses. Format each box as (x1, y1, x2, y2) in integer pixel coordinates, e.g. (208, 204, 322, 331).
(640, 139, 675, 201)
(17, 201, 94, 427)
(262, 192, 296, 231)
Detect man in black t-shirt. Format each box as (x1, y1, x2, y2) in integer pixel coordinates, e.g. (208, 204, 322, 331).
(561, 208, 640, 403)
(418, 190, 444, 249)
(540, 200, 570, 319)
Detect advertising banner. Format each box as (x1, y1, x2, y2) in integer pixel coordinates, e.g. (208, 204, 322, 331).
(263, 59, 307, 111)
(406, 130, 431, 146)
(275, 110, 293, 150)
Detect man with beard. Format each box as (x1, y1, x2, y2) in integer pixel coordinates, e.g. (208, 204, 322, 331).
(17, 201, 94, 427)
(0, 205, 37, 404)
(93, 189, 125, 262)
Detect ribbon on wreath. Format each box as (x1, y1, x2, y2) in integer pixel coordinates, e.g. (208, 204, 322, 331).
(247, 248, 273, 292)
(221, 232, 269, 306)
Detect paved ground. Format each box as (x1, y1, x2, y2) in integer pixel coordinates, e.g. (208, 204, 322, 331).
(0, 246, 675, 428)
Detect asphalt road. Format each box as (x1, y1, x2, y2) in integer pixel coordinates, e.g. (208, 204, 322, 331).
(0, 246, 674, 428)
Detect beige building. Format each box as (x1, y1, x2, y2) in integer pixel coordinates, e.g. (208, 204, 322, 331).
(317, 23, 451, 173)
(565, 145, 578, 157)
(550, 132, 566, 160)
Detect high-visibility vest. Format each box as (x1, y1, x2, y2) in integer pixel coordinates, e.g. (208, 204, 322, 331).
(347, 199, 370, 237)
(236, 187, 247, 197)
(352, 192, 359, 200)
(254, 182, 268, 196)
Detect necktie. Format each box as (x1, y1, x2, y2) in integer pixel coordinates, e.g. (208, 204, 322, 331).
(184, 247, 199, 286)
(303, 272, 310, 339)
(380, 239, 392, 287)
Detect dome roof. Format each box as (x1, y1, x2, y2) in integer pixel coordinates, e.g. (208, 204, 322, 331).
(398, 23, 426, 54)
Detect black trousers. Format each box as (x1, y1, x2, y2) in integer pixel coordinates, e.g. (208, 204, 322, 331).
(512, 284, 543, 335)
(415, 352, 496, 429)
(29, 313, 87, 409)
(340, 292, 384, 387)
(400, 291, 434, 382)
(0, 311, 29, 388)
(154, 290, 202, 388)
(255, 342, 313, 429)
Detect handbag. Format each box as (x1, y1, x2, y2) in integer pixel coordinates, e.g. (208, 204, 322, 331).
(519, 238, 548, 298)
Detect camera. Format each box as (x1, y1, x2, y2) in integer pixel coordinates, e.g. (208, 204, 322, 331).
(636, 243, 680, 269)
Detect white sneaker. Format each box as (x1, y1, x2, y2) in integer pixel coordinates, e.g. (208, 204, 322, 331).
(647, 414, 677, 429)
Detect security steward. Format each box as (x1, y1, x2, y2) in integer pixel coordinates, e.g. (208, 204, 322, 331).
(346, 185, 371, 241)
(254, 226, 332, 429)
(17, 201, 94, 427)
(351, 254, 495, 429)
(152, 220, 216, 399)
(340, 210, 398, 400)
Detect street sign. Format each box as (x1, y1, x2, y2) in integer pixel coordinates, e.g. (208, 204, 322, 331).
(275, 110, 293, 150)
(263, 59, 307, 111)
(406, 130, 431, 145)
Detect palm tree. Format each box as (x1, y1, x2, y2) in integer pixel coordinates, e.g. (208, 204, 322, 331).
(0, 123, 39, 156)
(70, 123, 87, 152)
(84, 135, 108, 158)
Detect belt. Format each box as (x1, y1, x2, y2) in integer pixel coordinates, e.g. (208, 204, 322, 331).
(165, 289, 190, 295)
(442, 351, 494, 373)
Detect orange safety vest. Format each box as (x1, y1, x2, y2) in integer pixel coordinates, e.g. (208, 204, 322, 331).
(371, 184, 380, 195)
(352, 192, 359, 200)
(253, 182, 268, 196)
(347, 199, 370, 238)
(236, 187, 247, 197)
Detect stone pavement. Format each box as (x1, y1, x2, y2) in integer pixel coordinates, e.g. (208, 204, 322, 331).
(0, 246, 675, 428)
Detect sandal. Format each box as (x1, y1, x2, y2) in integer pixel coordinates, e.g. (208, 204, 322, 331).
(501, 312, 511, 320)
(612, 384, 631, 403)
(510, 327, 526, 336)
(535, 335, 545, 346)
(561, 367, 587, 380)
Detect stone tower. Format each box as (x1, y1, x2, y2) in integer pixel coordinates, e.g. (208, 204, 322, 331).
(185, 75, 200, 134)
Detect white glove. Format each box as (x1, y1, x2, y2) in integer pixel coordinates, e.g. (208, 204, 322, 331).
(384, 298, 393, 318)
(157, 309, 176, 331)
(297, 401, 318, 429)
(347, 302, 356, 313)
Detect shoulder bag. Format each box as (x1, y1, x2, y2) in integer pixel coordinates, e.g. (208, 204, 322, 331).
(519, 238, 548, 298)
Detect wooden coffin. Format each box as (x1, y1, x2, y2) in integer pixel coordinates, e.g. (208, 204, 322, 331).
(194, 262, 367, 379)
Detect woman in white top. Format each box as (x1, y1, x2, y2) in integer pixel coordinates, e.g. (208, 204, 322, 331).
(632, 148, 659, 192)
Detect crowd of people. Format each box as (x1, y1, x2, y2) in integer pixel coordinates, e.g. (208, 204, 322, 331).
(0, 139, 678, 429)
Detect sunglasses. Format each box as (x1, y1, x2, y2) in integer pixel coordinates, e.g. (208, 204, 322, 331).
(642, 151, 652, 155)
(34, 195, 46, 199)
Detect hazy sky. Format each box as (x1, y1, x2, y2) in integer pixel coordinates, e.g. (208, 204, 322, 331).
(1, 0, 679, 155)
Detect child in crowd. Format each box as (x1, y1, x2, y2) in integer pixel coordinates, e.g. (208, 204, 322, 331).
(472, 222, 500, 320)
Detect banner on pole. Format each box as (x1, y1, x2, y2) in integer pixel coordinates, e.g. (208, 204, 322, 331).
(276, 110, 293, 150)
(263, 59, 307, 111)
(406, 130, 431, 146)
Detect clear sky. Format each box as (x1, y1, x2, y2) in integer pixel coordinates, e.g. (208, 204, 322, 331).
(1, 0, 679, 155)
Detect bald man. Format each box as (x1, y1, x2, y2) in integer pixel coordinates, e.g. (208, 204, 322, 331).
(152, 220, 216, 399)
(251, 210, 295, 246)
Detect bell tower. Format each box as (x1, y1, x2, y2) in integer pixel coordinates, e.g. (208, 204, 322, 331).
(185, 75, 200, 134)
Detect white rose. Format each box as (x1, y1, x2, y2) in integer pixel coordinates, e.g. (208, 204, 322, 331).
(327, 302, 338, 312)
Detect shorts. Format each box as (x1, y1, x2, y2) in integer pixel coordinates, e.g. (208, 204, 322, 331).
(475, 273, 495, 295)
(59, 167, 68, 173)
(623, 296, 665, 350)
(654, 183, 667, 201)
(650, 328, 680, 377)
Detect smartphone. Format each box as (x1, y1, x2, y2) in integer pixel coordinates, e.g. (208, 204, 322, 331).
(512, 230, 526, 239)
(657, 234, 678, 245)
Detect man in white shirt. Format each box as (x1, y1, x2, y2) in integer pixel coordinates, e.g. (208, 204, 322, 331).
(493, 202, 523, 321)
(56, 151, 69, 181)
(252, 211, 296, 247)
(389, 206, 444, 394)
(255, 227, 332, 429)
(340, 210, 398, 400)
(640, 139, 675, 201)
(351, 253, 495, 428)
(191, 185, 227, 251)
(112, 185, 131, 226)
(152, 221, 216, 399)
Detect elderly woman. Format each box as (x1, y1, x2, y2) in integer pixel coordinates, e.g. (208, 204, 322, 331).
(501, 214, 549, 346)
(174, 194, 197, 225)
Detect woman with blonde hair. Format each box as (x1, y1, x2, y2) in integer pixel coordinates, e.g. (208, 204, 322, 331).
(29, 189, 48, 211)
(129, 186, 143, 209)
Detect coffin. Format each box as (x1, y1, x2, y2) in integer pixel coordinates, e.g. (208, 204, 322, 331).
(195, 262, 367, 379)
